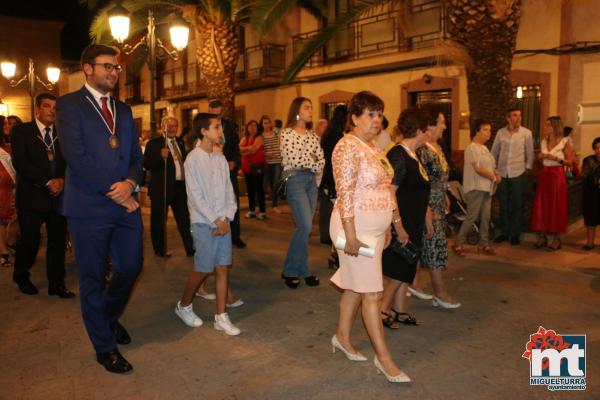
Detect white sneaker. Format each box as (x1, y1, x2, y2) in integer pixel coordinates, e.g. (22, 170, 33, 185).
(245, 211, 256, 219)
(257, 212, 267, 220)
(175, 301, 203, 327)
(226, 299, 244, 308)
(214, 313, 241, 336)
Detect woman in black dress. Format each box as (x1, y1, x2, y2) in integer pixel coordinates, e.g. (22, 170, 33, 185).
(582, 137, 600, 250)
(380, 108, 433, 327)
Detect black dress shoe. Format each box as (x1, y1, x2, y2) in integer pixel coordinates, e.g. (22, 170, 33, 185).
(48, 285, 75, 298)
(233, 239, 246, 249)
(155, 251, 172, 258)
(494, 235, 508, 243)
(113, 321, 131, 345)
(510, 236, 521, 245)
(96, 350, 133, 374)
(16, 279, 38, 295)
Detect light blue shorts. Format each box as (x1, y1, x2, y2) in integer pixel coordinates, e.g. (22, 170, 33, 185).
(191, 223, 232, 273)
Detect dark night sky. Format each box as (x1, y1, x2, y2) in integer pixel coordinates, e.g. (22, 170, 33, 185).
(1, 0, 111, 61)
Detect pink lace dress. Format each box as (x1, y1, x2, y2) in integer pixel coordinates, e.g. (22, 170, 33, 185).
(330, 135, 395, 293)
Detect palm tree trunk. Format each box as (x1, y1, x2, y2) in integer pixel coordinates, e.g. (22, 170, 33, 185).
(448, 0, 523, 135)
(196, 21, 239, 119)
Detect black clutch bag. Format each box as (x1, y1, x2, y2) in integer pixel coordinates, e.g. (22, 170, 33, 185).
(389, 240, 421, 265)
(275, 174, 290, 200)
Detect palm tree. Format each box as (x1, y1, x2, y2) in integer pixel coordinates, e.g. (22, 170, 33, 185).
(87, 0, 326, 119)
(446, 0, 523, 134)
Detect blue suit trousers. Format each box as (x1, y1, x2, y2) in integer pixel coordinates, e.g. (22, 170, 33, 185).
(68, 208, 143, 353)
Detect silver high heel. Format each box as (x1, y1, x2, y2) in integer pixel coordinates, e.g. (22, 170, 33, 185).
(331, 335, 367, 361)
(432, 296, 461, 309)
(374, 356, 411, 383)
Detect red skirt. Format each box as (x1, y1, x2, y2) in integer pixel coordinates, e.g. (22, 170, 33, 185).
(530, 166, 567, 233)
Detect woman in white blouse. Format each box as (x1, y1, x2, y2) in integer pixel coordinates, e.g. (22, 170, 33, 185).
(530, 116, 572, 250)
(453, 120, 501, 255)
(280, 97, 325, 288)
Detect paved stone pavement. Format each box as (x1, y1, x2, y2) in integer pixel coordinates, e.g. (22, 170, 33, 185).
(0, 205, 598, 400)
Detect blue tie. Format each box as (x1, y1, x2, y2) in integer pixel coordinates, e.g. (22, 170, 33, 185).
(44, 127, 52, 147)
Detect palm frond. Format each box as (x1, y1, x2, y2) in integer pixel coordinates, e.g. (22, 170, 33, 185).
(250, 0, 298, 36)
(282, 0, 393, 83)
(231, 0, 253, 24)
(297, 0, 327, 19)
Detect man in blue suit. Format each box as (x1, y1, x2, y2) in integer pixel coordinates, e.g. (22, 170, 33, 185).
(56, 44, 143, 374)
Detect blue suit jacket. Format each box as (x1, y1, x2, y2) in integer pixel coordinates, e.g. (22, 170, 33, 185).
(56, 86, 143, 218)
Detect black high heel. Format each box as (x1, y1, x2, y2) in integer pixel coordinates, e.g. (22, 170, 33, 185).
(381, 312, 400, 329)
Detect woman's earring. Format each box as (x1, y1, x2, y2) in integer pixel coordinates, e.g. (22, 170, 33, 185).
(296, 114, 300, 121)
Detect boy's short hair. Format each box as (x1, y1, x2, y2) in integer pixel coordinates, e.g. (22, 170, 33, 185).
(193, 112, 219, 139)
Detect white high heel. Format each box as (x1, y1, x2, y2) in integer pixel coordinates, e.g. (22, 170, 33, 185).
(407, 287, 433, 300)
(432, 296, 461, 309)
(331, 335, 367, 361)
(374, 356, 411, 383)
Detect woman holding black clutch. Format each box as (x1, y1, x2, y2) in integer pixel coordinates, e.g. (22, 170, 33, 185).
(380, 108, 432, 328)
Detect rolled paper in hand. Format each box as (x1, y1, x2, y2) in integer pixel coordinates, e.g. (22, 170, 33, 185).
(334, 233, 377, 258)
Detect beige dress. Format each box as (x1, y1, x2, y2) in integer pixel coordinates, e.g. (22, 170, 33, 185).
(330, 135, 395, 293)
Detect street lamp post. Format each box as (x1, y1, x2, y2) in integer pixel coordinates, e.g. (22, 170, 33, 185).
(0, 58, 60, 116)
(108, 5, 189, 137)
(109, 4, 189, 256)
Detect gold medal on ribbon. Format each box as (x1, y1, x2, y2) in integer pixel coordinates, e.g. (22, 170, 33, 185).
(47, 150, 54, 161)
(109, 136, 119, 149)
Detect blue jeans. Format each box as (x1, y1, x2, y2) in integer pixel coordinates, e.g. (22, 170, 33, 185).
(283, 170, 318, 278)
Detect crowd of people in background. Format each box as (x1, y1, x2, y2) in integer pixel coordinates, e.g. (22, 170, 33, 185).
(2, 45, 600, 380)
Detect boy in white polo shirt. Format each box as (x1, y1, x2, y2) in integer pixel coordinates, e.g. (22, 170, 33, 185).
(174, 112, 240, 336)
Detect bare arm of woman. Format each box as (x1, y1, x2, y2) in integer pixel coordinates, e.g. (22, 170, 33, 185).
(472, 162, 496, 181)
(240, 136, 264, 155)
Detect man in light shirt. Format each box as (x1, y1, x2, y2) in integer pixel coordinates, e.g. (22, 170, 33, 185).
(491, 108, 534, 245)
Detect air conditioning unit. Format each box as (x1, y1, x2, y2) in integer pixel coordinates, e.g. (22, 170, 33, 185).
(577, 102, 600, 125)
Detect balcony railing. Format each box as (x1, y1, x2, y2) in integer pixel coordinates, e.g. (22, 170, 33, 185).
(239, 43, 286, 81)
(160, 43, 286, 99)
(292, 0, 447, 68)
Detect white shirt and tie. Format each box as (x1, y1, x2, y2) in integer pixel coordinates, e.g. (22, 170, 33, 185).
(165, 136, 184, 181)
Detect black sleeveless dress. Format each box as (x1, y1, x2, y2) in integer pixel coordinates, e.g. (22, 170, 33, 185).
(382, 145, 431, 283)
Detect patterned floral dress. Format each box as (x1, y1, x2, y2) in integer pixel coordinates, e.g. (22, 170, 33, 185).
(417, 143, 449, 270)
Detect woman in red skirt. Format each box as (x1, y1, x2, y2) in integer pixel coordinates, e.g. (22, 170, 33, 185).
(530, 116, 573, 251)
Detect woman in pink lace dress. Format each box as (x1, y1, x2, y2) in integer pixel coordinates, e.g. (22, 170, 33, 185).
(329, 92, 410, 383)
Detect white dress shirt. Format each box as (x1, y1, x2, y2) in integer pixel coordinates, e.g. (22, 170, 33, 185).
(85, 82, 112, 113)
(491, 125, 534, 178)
(166, 137, 183, 180)
(35, 118, 54, 142)
(184, 147, 237, 227)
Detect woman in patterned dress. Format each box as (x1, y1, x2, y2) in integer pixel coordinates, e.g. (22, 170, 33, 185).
(414, 108, 460, 309)
(330, 91, 410, 383)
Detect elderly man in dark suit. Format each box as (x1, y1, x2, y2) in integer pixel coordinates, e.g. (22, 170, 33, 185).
(143, 116, 194, 257)
(11, 92, 73, 298)
(56, 44, 143, 374)
(208, 99, 245, 248)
